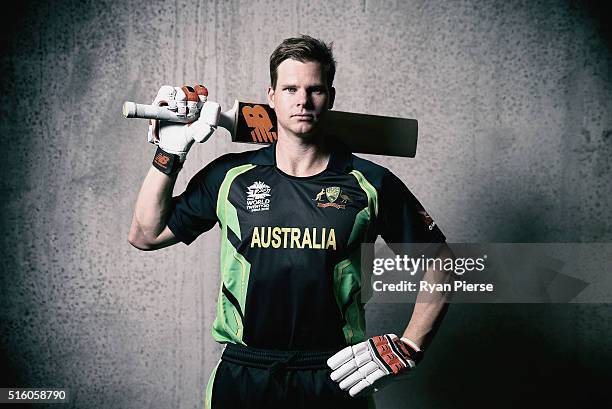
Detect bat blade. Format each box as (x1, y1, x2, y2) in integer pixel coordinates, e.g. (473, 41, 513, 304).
(219, 100, 418, 157)
(322, 110, 418, 158)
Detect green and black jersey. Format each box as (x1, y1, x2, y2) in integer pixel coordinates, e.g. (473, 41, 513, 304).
(167, 141, 445, 351)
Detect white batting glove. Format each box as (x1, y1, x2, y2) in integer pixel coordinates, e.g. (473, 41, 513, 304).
(147, 84, 219, 165)
(327, 334, 422, 398)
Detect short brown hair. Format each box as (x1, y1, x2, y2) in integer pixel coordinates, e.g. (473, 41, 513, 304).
(269, 35, 336, 90)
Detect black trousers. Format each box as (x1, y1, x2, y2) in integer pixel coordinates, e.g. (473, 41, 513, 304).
(205, 343, 373, 409)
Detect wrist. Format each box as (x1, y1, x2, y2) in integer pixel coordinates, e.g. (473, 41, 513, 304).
(400, 337, 421, 351)
(152, 146, 184, 175)
(399, 336, 424, 366)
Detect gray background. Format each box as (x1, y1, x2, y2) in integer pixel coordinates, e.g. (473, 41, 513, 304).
(1, 0, 611, 408)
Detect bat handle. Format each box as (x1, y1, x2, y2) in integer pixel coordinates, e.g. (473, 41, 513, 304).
(122, 101, 194, 123)
(218, 99, 239, 131)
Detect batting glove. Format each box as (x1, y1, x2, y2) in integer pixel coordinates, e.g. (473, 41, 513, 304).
(327, 334, 423, 397)
(148, 84, 219, 173)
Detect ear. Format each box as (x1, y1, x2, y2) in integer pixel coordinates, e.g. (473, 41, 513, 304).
(267, 86, 275, 108)
(328, 86, 335, 110)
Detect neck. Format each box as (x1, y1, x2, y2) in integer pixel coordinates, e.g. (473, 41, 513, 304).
(275, 129, 330, 177)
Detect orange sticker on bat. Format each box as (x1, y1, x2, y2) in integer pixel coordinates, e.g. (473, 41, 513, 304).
(242, 105, 277, 143)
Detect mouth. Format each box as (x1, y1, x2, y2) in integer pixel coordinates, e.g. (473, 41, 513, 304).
(292, 113, 315, 121)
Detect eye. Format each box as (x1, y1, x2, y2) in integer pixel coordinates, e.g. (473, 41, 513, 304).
(310, 87, 325, 95)
(284, 87, 297, 93)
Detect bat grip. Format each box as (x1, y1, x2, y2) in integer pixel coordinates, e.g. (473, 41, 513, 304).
(122, 101, 194, 123)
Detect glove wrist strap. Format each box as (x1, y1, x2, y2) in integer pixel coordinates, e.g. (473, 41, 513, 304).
(152, 146, 184, 175)
(400, 337, 424, 365)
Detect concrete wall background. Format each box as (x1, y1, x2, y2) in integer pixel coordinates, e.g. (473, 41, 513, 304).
(1, 0, 610, 408)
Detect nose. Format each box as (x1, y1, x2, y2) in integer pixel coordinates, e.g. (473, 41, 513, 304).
(295, 89, 310, 107)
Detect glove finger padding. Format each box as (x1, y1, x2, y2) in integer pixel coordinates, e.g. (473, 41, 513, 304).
(352, 371, 396, 398)
(148, 84, 206, 144)
(189, 101, 220, 143)
(329, 342, 368, 381)
(153, 85, 177, 107)
(327, 334, 422, 398)
(148, 85, 177, 145)
(176, 86, 197, 117)
(147, 84, 218, 173)
(339, 361, 381, 390)
(194, 84, 208, 102)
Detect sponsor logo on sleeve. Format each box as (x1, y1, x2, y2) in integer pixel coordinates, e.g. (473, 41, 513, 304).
(418, 210, 436, 230)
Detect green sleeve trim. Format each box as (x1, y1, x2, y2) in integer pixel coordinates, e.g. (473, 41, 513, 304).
(216, 164, 255, 233)
(333, 255, 365, 344)
(212, 164, 255, 344)
(333, 171, 381, 344)
(350, 169, 378, 218)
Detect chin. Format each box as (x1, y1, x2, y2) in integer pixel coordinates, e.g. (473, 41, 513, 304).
(277, 118, 322, 139)
(291, 123, 320, 137)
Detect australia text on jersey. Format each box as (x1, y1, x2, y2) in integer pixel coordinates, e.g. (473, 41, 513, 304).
(251, 226, 337, 250)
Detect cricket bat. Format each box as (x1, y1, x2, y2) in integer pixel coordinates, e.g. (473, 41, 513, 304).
(123, 99, 418, 157)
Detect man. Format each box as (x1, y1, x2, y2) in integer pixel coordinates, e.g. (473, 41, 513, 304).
(128, 35, 451, 408)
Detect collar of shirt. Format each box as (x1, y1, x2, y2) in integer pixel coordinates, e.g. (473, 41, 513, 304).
(249, 139, 353, 175)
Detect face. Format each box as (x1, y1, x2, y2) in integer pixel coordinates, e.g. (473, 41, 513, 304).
(267, 59, 335, 138)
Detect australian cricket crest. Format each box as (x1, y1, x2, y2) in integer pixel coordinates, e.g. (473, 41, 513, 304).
(325, 187, 340, 203)
(314, 186, 350, 209)
(246, 181, 271, 212)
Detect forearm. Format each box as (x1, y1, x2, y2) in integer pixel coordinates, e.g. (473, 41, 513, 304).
(402, 294, 449, 350)
(128, 166, 178, 248)
(402, 244, 454, 349)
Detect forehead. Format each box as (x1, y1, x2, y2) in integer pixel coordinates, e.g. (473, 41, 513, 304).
(276, 59, 326, 84)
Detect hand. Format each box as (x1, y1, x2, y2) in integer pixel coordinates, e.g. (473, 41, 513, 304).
(147, 84, 219, 162)
(327, 334, 422, 398)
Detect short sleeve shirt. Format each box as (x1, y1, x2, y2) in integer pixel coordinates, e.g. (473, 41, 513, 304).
(168, 141, 445, 350)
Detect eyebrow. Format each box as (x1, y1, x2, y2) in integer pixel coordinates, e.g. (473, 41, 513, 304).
(278, 83, 326, 90)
